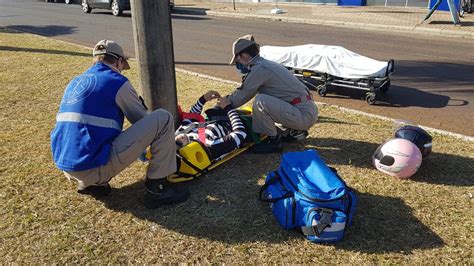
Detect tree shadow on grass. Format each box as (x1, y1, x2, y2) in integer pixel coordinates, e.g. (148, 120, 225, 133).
(101, 152, 298, 244)
(288, 137, 474, 187)
(0, 45, 90, 57)
(98, 153, 444, 253)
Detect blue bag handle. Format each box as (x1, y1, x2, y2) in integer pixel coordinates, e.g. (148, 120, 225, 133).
(259, 171, 293, 203)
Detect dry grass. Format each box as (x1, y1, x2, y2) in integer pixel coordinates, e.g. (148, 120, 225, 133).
(0, 28, 473, 264)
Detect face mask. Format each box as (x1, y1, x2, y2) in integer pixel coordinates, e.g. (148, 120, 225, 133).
(236, 62, 250, 74)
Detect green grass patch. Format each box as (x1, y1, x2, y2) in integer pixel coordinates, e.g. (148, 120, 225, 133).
(0, 28, 473, 263)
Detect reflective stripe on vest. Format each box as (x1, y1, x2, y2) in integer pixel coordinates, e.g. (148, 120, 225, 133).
(56, 112, 121, 131)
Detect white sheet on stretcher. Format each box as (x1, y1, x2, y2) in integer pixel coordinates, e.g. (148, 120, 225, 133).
(260, 44, 389, 79)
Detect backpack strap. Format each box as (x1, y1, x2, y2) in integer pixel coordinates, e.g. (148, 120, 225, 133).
(259, 171, 293, 202)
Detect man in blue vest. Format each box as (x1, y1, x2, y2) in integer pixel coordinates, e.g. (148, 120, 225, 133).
(50, 40, 189, 208)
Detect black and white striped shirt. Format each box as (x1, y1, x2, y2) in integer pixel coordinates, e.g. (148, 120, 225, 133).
(178, 96, 248, 160)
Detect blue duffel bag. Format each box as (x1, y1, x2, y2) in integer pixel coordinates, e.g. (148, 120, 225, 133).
(259, 149, 357, 243)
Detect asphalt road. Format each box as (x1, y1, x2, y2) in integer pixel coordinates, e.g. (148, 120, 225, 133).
(1, 0, 473, 136)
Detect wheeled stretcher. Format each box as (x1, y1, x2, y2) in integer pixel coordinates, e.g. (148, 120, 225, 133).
(260, 44, 395, 105)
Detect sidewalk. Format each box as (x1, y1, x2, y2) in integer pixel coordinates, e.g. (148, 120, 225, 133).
(174, 1, 474, 39)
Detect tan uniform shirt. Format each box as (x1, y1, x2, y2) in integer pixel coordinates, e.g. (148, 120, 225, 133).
(115, 80, 148, 124)
(228, 56, 312, 107)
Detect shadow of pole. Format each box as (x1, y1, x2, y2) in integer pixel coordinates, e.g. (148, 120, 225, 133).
(98, 153, 295, 245)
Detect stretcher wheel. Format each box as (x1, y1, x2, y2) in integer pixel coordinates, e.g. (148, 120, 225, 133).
(380, 80, 390, 93)
(365, 93, 376, 105)
(317, 85, 327, 97)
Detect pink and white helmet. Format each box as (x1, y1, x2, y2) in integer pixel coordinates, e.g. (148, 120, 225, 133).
(372, 138, 422, 179)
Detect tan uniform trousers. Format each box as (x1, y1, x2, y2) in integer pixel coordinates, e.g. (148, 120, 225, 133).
(64, 109, 177, 189)
(252, 94, 318, 137)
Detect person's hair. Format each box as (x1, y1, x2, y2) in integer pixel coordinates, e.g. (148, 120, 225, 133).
(93, 53, 120, 65)
(238, 43, 259, 58)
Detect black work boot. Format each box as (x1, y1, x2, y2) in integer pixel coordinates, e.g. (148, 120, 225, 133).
(144, 178, 190, 209)
(252, 136, 283, 154)
(77, 183, 111, 198)
(281, 129, 309, 143)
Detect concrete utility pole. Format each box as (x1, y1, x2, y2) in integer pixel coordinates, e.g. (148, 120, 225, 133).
(130, 0, 178, 123)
